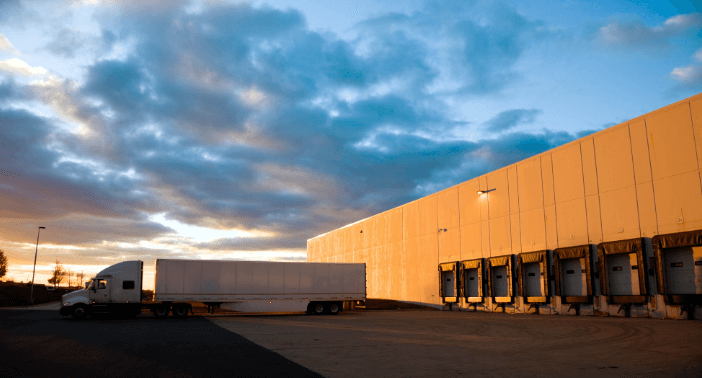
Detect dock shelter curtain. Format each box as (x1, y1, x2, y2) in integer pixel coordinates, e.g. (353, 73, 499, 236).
(461, 259, 483, 298)
(597, 238, 646, 296)
(553, 245, 592, 297)
(652, 230, 702, 295)
(487, 255, 513, 298)
(516, 251, 548, 298)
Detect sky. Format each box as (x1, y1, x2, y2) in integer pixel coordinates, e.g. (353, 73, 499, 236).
(1, 0, 701, 290)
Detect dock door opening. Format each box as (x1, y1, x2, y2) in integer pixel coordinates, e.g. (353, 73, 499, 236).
(653, 230, 702, 305)
(487, 255, 514, 303)
(438, 262, 459, 303)
(554, 245, 593, 304)
(517, 251, 549, 303)
(461, 259, 484, 302)
(598, 238, 648, 304)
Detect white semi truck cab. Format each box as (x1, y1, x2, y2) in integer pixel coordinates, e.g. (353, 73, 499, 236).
(60, 259, 366, 320)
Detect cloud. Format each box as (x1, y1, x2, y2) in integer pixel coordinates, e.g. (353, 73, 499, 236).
(0, 1, 587, 255)
(0, 58, 47, 76)
(0, 34, 19, 55)
(597, 13, 702, 48)
(484, 109, 541, 133)
(670, 48, 702, 86)
(43, 28, 85, 58)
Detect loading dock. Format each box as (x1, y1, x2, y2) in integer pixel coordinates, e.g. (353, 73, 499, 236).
(516, 251, 550, 304)
(553, 245, 593, 304)
(597, 238, 648, 305)
(438, 262, 459, 303)
(461, 258, 484, 304)
(652, 231, 702, 315)
(486, 255, 514, 305)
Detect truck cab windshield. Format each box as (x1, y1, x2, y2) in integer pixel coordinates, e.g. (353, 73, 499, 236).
(85, 280, 95, 290)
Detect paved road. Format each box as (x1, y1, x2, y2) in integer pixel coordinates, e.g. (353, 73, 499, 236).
(211, 310, 702, 378)
(0, 309, 322, 377)
(2, 306, 701, 378)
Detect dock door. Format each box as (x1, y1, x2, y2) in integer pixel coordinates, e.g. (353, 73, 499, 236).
(517, 251, 549, 303)
(461, 259, 484, 303)
(653, 230, 702, 307)
(438, 262, 459, 303)
(487, 255, 514, 303)
(598, 238, 648, 305)
(554, 245, 593, 304)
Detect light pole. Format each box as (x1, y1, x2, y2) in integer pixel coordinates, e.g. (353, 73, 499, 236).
(28, 226, 46, 305)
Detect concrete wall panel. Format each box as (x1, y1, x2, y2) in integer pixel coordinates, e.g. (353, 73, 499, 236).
(489, 215, 512, 256)
(487, 169, 510, 219)
(690, 98, 702, 169)
(517, 158, 544, 212)
(403, 202, 419, 240)
(388, 207, 403, 243)
(636, 182, 658, 238)
(647, 102, 697, 180)
(439, 227, 460, 263)
(342, 226, 352, 254)
(418, 233, 439, 305)
(461, 223, 482, 260)
(459, 178, 483, 225)
(419, 195, 438, 237)
(520, 208, 546, 252)
(594, 125, 636, 193)
(403, 238, 420, 302)
(352, 222, 364, 252)
(363, 217, 375, 250)
(438, 187, 459, 230)
(545, 204, 558, 249)
(556, 198, 589, 247)
(629, 118, 653, 184)
(542, 154, 556, 206)
(653, 171, 702, 234)
(552, 143, 585, 203)
(585, 195, 603, 244)
(374, 212, 386, 247)
(510, 214, 521, 254)
(388, 241, 403, 300)
(599, 185, 640, 242)
(508, 166, 519, 215)
(481, 220, 491, 257)
(581, 138, 599, 196)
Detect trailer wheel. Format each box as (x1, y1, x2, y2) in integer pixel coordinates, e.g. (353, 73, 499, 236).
(327, 302, 341, 315)
(172, 305, 189, 319)
(307, 302, 325, 315)
(71, 304, 89, 320)
(153, 306, 170, 319)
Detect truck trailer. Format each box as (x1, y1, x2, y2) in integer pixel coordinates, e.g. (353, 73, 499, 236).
(60, 259, 366, 319)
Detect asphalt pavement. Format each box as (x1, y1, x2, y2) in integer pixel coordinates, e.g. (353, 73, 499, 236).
(0, 308, 322, 378)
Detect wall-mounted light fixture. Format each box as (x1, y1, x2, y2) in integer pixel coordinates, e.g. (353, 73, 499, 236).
(477, 188, 496, 194)
(438, 228, 447, 233)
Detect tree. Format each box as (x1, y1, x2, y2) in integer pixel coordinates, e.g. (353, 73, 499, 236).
(77, 271, 85, 287)
(0, 249, 7, 279)
(48, 260, 65, 288)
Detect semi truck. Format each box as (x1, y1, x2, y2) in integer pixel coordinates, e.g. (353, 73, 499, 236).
(59, 259, 366, 319)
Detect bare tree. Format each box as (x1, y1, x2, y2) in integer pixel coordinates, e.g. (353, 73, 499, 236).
(77, 271, 85, 287)
(48, 260, 65, 288)
(0, 249, 7, 279)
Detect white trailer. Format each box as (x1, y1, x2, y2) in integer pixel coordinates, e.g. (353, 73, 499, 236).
(59, 259, 366, 319)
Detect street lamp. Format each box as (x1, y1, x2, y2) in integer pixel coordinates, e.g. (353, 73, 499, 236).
(28, 226, 46, 305)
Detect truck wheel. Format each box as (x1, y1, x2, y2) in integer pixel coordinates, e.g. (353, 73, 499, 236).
(307, 302, 325, 315)
(172, 305, 189, 319)
(327, 302, 341, 315)
(71, 304, 89, 320)
(153, 306, 170, 319)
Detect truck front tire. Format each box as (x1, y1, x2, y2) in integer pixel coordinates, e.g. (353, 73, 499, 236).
(71, 304, 89, 320)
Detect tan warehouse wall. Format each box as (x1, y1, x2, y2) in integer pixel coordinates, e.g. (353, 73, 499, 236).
(308, 92, 702, 309)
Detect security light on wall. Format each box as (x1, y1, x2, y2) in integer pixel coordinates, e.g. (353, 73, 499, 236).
(477, 188, 496, 194)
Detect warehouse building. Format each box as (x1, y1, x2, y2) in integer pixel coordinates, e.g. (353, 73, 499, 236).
(308, 93, 702, 320)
